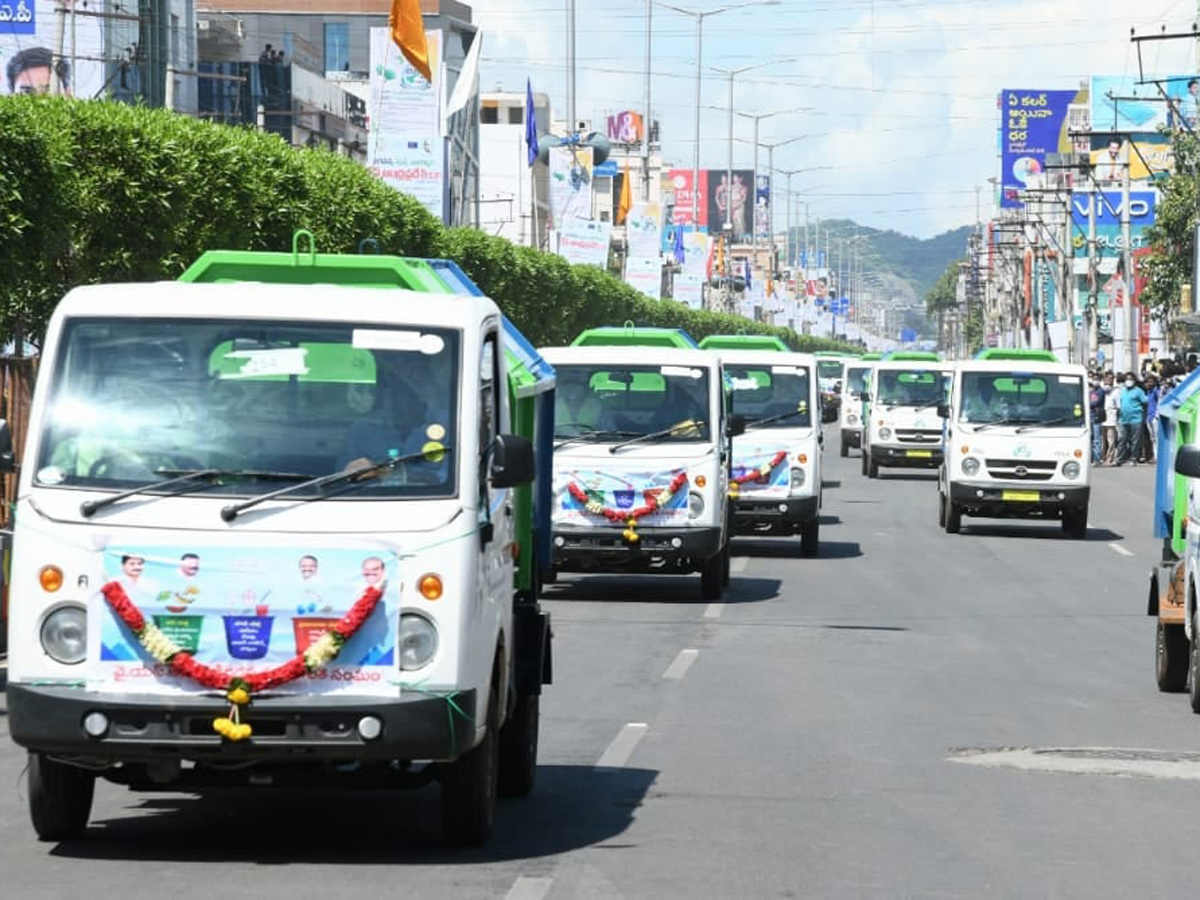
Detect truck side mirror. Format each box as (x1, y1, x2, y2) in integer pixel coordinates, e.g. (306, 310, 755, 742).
(490, 433, 535, 488)
(936, 403, 949, 419)
(727, 413, 746, 437)
(1175, 444, 1200, 478)
(0, 419, 14, 472)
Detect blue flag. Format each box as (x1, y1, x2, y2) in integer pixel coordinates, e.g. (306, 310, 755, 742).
(525, 79, 539, 167)
(673, 227, 685, 264)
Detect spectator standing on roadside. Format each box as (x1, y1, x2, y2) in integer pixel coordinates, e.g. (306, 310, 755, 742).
(1144, 374, 1161, 463)
(1088, 375, 1106, 464)
(1103, 371, 1120, 464)
(1115, 374, 1148, 466)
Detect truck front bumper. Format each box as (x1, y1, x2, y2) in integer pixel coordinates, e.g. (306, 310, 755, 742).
(733, 495, 819, 534)
(948, 480, 1090, 517)
(871, 444, 943, 467)
(7, 682, 476, 764)
(551, 525, 722, 572)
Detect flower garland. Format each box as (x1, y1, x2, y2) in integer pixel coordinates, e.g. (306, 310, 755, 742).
(728, 451, 788, 499)
(101, 581, 383, 742)
(566, 471, 689, 543)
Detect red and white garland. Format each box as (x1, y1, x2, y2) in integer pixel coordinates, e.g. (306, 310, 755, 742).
(101, 581, 383, 741)
(728, 451, 788, 499)
(566, 471, 689, 542)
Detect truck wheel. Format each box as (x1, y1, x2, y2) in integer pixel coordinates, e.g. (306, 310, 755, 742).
(1063, 507, 1088, 540)
(1157, 622, 1189, 693)
(721, 540, 731, 586)
(839, 436, 848, 458)
(800, 519, 819, 558)
(861, 451, 869, 477)
(540, 568, 557, 586)
(868, 457, 879, 479)
(441, 674, 500, 845)
(498, 692, 539, 798)
(28, 752, 95, 842)
(700, 552, 724, 600)
(944, 500, 961, 534)
(1190, 614, 1200, 714)
(937, 492, 946, 528)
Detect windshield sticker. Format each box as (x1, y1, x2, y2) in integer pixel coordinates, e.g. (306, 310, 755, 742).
(421, 440, 447, 463)
(1059, 376, 1082, 385)
(426, 423, 446, 440)
(1074, 404, 1083, 417)
(352, 329, 423, 351)
(419, 333, 446, 355)
(222, 347, 309, 379)
(771, 366, 803, 375)
(661, 365, 703, 379)
(731, 377, 760, 391)
(37, 465, 64, 485)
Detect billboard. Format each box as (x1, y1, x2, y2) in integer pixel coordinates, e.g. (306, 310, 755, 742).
(368, 28, 444, 221)
(1090, 75, 1192, 135)
(557, 218, 611, 268)
(708, 169, 753, 243)
(548, 145, 593, 227)
(664, 169, 708, 229)
(1070, 190, 1156, 261)
(1088, 138, 1175, 183)
(0, 0, 105, 98)
(625, 202, 662, 259)
(754, 174, 770, 238)
(1000, 89, 1079, 209)
(624, 256, 661, 300)
(606, 111, 644, 144)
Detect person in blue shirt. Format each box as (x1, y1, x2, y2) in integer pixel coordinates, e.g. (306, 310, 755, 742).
(1143, 374, 1161, 463)
(1115, 376, 1148, 466)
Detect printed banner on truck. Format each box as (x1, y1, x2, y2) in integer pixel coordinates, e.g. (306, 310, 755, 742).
(368, 27, 444, 221)
(553, 467, 690, 527)
(731, 442, 792, 499)
(88, 541, 401, 697)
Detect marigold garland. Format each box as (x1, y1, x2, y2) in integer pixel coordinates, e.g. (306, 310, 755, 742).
(566, 471, 689, 543)
(101, 581, 383, 742)
(728, 451, 789, 499)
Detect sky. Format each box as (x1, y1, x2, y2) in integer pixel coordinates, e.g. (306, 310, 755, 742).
(464, 0, 1199, 239)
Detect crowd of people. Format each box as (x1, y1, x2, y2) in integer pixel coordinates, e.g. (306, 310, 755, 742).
(1087, 352, 1199, 467)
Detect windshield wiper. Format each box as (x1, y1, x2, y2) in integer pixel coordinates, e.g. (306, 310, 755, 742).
(219, 447, 451, 522)
(80, 468, 222, 518)
(609, 420, 708, 453)
(971, 417, 1034, 431)
(553, 427, 640, 450)
(744, 409, 807, 430)
(1016, 415, 1084, 433)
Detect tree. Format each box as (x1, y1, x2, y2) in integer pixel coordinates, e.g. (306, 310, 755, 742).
(925, 258, 962, 318)
(1139, 130, 1200, 322)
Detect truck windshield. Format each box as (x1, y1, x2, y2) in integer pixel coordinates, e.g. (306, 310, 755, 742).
(958, 370, 1085, 427)
(877, 369, 948, 407)
(844, 366, 870, 395)
(727, 364, 812, 428)
(816, 359, 842, 391)
(554, 363, 711, 442)
(34, 317, 460, 498)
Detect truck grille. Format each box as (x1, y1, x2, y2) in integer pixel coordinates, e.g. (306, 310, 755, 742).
(984, 458, 1058, 480)
(895, 429, 942, 444)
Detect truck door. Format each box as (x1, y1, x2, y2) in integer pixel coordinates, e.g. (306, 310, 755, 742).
(477, 331, 514, 625)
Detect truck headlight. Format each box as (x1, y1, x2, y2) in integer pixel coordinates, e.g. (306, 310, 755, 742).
(41, 604, 87, 665)
(399, 613, 438, 670)
(1062, 460, 1081, 480)
(847, 413, 858, 425)
(879, 427, 892, 441)
(961, 456, 981, 477)
(688, 490, 705, 518)
(790, 467, 806, 493)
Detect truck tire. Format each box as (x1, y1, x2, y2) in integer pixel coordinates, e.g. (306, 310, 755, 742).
(1191, 612, 1200, 714)
(498, 692, 539, 798)
(944, 499, 961, 534)
(800, 519, 819, 558)
(442, 671, 500, 845)
(839, 436, 848, 458)
(868, 457, 879, 479)
(937, 491, 946, 528)
(1157, 622, 1189, 693)
(721, 540, 731, 586)
(28, 752, 95, 842)
(861, 451, 869, 477)
(1062, 507, 1088, 540)
(700, 552, 724, 600)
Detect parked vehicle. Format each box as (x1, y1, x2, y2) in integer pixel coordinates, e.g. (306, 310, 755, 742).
(5, 236, 554, 846)
(937, 348, 1089, 537)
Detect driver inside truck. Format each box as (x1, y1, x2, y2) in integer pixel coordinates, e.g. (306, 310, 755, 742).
(338, 365, 427, 473)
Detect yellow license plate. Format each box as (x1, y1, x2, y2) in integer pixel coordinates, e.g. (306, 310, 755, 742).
(906, 450, 932, 458)
(1002, 490, 1040, 502)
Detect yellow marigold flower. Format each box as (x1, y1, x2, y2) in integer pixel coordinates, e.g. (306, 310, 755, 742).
(227, 687, 250, 706)
(585, 500, 604, 514)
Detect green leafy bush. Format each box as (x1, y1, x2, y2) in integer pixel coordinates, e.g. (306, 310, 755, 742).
(0, 96, 853, 353)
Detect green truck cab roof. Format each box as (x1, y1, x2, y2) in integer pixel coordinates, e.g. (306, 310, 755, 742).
(973, 347, 1060, 363)
(698, 334, 790, 352)
(881, 350, 942, 362)
(860, 352, 883, 361)
(572, 325, 700, 348)
(813, 351, 861, 358)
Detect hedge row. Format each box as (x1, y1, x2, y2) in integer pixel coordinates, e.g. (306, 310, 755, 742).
(0, 96, 852, 352)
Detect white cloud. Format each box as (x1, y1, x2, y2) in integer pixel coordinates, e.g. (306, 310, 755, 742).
(468, 0, 1194, 238)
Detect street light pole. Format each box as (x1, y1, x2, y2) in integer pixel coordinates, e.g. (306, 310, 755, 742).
(643, 0, 652, 201)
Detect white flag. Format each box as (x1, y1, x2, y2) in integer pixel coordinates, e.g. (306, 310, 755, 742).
(443, 29, 483, 132)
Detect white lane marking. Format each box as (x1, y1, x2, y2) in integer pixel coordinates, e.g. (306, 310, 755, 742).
(949, 747, 1200, 781)
(703, 602, 725, 619)
(595, 723, 648, 769)
(662, 648, 699, 681)
(730, 556, 749, 573)
(505, 876, 554, 900)
(1109, 543, 1134, 557)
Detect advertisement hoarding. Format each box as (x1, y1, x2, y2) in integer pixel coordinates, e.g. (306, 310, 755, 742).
(1000, 89, 1079, 209)
(1090, 75, 1192, 135)
(368, 28, 444, 221)
(557, 218, 612, 268)
(548, 145, 594, 227)
(707, 169, 753, 243)
(625, 202, 662, 259)
(673, 272, 703, 309)
(664, 169, 708, 229)
(754, 174, 770, 237)
(624, 256, 661, 300)
(0, 0, 106, 98)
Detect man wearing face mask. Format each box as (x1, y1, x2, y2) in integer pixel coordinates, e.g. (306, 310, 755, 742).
(1115, 374, 1148, 466)
(1088, 376, 1106, 464)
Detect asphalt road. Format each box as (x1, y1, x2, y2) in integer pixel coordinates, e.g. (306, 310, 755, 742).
(1, 438, 1193, 898)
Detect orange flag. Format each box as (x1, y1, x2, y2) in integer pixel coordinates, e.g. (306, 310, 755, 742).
(390, 0, 432, 82)
(617, 160, 632, 225)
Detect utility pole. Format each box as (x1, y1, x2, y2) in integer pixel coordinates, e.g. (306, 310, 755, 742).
(1087, 177, 1098, 362)
(642, 0, 652, 201)
(1121, 138, 1135, 373)
(566, 0, 576, 131)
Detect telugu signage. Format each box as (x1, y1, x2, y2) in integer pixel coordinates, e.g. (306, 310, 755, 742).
(1000, 88, 1079, 209)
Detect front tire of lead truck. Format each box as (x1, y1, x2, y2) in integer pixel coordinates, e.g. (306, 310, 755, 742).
(1063, 507, 1088, 540)
(800, 519, 820, 558)
(498, 692, 540, 798)
(700, 552, 724, 600)
(441, 673, 500, 845)
(1157, 622, 1189, 693)
(28, 752, 95, 842)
